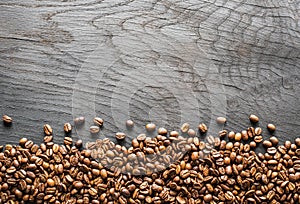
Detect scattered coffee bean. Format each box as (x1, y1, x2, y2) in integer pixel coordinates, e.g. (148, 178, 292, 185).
(126, 120, 134, 128)
(169, 131, 179, 137)
(157, 127, 168, 135)
(63, 123, 72, 133)
(43, 124, 52, 135)
(145, 123, 156, 132)
(187, 129, 196, 137)
(94, 117, 104, 127)
(269, 136, 279, 146)
(267, 123, 276, 132)
(198, 123, 208, 134)
(2, 115, 12, 124)
(116, 132, 126, 140)
(249, 114, 259, 123)
(90, 126, 100, 134)
(217, 116, 227, 124)
(180, 123, 190, 133)
(74, 116, 85, 125)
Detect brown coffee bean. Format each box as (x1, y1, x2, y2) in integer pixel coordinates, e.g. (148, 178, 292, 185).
(203, 194, 213, 202)
(157, 127, 167, 135)
(227, 131, 235, 140)
(187, 129, 196, 137)
(170, 131, 179, 137)
(125, 119, 134, 128)
(235, 133, 241, 141)
(198, 123, 208, 134)
(295, 138, 300, 147)
(2, 115, 12, 124)
(19, 138, 28, 147)
(249, 114, 259, 123)
(255, 127, 262, 135)
(90, 126, 100, 134)
(217, 117, 227, 124)
(93, 117, 104, 127)
(74, 116, 85, 125)
(267, 123, 276, 132)
(116, 132, 126, 140)
(263, 140, 273, 148)
(43, 124, 52, 136)
(180, 123, 190, 133)
(254, 135, 263, 143)
(269, 136, 279, 146)
(146, 123, 156, 132)
(63, 123, 72, 133)
(75, 140, 83, 148)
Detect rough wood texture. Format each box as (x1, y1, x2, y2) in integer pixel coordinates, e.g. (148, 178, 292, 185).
(0, 0, 299, 147)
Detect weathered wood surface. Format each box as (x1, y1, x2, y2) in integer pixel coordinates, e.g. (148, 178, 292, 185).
(0, 0, 299, 147)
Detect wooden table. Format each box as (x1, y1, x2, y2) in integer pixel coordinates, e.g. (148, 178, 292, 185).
(0, 0, 299, 147)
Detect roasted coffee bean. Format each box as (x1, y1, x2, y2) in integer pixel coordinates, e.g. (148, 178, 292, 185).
(90, 126, 100, 134)
(2, 115, 12, 124)
(249, 114, 259, 123)
(75, 140, 83, 148)
(43, 124, 53, 136)
(254, 135, 263, 143)
(94, 117, 104, 127)
(157, 127, 167, 135)
(267, 123, 276, 132)
(116, 132, 126, 140)
(125, 119, 134, 128)
(63, 123, 72, 133)
(217, 117, 227, 124)
(198, 123, 208, 133)
(1, 114, 300, 204)
(180, 123, 190, 133)
(187, 129, 196, 137)
(146, 123, 156, 132)
(74, 116, 85, 125)
(263, 140, 273, 148)
(269, 136, 278, 146)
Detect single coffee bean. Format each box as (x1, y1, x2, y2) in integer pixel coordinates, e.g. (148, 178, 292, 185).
(180, 123, 190, 133)
(74, 116, 85, 125)
(235, 133, 242, 141)
(169, 131, 179, 137)
(255, 127, 262, 135)
(64, 137, 73, 146)
(94, 117, 104, 127)
(126, 120, 134, 128)
(157, 127, 168, 135)
(263, 140, 273, 148)
(116, 132, 126, 140)
(295, 138, 300, 147)
(145, 123, 156, 132)
(75, 140, 83, 148)
(249, 114, 259, 123)
(228, 131, 235, 140)
(90, 126, 100, 134)
(267, 123, 276, 132)
(254, 135, 263, 143)
(241, 130, 248, 141)
(43, 124, 53, 136)
(19, 138, 28, 147)
(198, 123, 208, 134)
(269, 136, 278, 146)
(2, 115, 12, 124)
(63, 123, 72, 133)
(187, 129, 196, 137)
(217, 117, 227, 124)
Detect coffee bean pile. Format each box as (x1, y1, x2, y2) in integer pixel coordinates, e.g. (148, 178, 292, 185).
(0, 115, 299, 204)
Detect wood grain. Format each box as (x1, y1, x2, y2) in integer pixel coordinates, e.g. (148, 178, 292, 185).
(0, 0, 299, 148)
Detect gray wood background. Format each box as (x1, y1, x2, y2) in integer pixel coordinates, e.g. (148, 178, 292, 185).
(0, 0, 299, 148)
